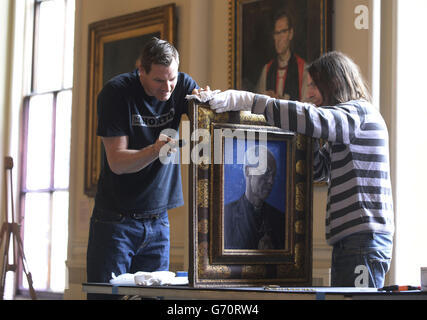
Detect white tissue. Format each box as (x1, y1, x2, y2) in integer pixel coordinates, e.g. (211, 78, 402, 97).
(110, 272, 138, 286)
(109, 271, 188, 286)
(185, 90, 221, 103)
(134, 271, 176, 286)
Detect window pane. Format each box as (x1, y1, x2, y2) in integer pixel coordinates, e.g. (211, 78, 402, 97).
(26, 94, 53, 190)
(50, 191, 69, 292)
(22, 192, 51, 291)
(54, 90, 72, 189)
(395, 0, 427, 285)
(63, 0, 75, 88)
(16, 0, 76, 296)
(34, 0, 66, 92)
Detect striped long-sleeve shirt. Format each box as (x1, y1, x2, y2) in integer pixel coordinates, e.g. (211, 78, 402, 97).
(252, 95, 394, 245)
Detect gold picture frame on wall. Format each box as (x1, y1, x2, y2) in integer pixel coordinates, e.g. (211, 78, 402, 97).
(188, 101, 313, 287)
(84, 4, 176, 197)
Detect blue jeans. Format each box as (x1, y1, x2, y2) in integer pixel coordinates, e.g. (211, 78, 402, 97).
(86, 207, 170, 299)
(331, 232, 393, 288)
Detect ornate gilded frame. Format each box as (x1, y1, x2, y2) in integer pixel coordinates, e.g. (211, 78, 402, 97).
(188, 102, 313, 287)
(84, 4, 176, 196)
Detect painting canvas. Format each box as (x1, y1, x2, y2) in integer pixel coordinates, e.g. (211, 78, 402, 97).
(223, 137, 288, 251)
(229, 0, 333, 98)
(213, 129, 295, 266)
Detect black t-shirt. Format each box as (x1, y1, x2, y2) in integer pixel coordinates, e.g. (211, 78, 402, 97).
(95, 69, 198, 214)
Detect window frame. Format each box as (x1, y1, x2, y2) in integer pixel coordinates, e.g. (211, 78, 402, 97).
(15, 0, 74, 295)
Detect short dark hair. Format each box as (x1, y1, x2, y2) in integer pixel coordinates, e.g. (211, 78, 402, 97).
(308, 51, 372, 105)
(139, 37, 179, 74)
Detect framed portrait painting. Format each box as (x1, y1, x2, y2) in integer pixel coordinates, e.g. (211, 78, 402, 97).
(228, 0, 333, 97)
(188, 102, 313, 287)
(212, 127, 294, 264)
(84, 4, 176, 196)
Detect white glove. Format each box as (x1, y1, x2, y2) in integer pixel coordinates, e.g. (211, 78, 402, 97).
(209, 90, 255, 113)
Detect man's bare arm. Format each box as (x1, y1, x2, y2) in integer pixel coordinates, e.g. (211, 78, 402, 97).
(102, 134, 174, 175)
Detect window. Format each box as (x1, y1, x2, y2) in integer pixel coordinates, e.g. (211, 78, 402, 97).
(393, 0, 427, 285)
(17, 0, 74, 294)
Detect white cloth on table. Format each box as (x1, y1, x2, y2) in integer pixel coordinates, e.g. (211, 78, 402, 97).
(109, 271, 188, 286)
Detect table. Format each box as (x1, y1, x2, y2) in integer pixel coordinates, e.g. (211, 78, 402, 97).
(82, 283, 427, 300)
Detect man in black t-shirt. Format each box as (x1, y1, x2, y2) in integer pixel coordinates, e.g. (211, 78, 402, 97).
(86, 38, 202, 298)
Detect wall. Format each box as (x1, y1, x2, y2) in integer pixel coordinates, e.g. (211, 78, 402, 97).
(66, 0, 375, 299)
(334, 0, 374, 92)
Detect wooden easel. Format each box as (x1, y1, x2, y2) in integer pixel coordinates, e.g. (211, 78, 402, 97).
(0, 156, 36, 300)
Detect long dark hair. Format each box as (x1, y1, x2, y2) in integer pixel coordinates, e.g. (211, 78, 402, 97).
(308, 51, 371, 105)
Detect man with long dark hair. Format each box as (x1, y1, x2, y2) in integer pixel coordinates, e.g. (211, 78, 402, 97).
(209, 51, 394, 288)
